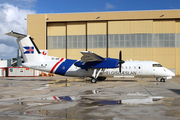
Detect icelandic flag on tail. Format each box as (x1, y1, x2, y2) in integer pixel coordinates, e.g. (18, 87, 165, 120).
(23, 47, 34, 54)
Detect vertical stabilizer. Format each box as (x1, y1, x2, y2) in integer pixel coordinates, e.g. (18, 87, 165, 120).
(6, 31, 44, 63)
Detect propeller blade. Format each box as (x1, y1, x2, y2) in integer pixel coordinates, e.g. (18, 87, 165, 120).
(119, 51, 121, 72)
(119, 51, 125, 73)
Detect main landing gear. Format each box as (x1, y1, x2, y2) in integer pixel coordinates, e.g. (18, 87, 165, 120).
(91, 68, 102, 83)
(90, 50, 124, 83)
(91, 78, 97, 83)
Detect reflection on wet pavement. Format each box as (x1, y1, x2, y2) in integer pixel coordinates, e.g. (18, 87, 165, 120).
(0, 91, 165, 118)
(0, 95, 164, 119)
(0, 77, 179, 119)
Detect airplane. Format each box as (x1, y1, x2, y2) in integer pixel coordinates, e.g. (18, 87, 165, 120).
(6, 31, 175, 83)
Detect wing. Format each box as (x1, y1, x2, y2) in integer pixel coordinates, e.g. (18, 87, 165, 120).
(80, 51, 105, 64)
(74, 51, 119, 69)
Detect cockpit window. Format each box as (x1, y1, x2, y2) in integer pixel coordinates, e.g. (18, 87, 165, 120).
(152, 64, 163, 67)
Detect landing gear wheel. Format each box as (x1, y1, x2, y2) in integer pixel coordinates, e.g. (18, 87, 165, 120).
(91, 78, 97, 83)
(160, 78, 165, 82)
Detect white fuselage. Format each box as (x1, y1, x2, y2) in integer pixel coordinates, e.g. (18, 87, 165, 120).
(22, 59, 175, 79)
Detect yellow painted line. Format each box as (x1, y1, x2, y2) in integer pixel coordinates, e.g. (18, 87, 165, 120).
(133, 78, 137, 82)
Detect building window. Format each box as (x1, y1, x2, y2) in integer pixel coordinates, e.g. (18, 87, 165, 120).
(47, 36, 66, 49)
(67, 35, 86, 49)
(47, 33, 178, 49)
(108, 33, 176, 48)
(88, 35, 107, 48)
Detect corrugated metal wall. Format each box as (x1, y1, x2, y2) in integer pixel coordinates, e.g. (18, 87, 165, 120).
(67, 22, 86, 59)
(47, 22, 66, 58)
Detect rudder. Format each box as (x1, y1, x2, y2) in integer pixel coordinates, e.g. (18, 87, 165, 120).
(6, 31, 44, 63)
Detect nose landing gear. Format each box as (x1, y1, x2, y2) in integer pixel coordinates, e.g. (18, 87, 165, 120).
(160, 78, 165, 82)
(156, 77, 166, 82)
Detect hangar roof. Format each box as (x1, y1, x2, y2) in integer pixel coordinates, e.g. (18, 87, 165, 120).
(28, 10, 180, 22)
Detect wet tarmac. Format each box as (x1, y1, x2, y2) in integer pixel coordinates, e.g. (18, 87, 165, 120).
(0, 76, 180, 120)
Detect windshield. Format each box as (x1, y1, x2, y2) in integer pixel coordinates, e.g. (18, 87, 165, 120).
(152, 64, 163, 67)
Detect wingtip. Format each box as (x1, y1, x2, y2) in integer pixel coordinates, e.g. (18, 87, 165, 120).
(5, 31, 13, 35)
(80, 51, 93, 54)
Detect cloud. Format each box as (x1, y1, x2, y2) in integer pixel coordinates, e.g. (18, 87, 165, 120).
(105, 3, 115, 10)
(0, 0, 37, 9)
(0, 44, 17, 59)
(0, 3, 36, 60)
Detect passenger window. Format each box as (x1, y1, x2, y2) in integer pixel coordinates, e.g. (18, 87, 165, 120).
(139, 67, 141, 69)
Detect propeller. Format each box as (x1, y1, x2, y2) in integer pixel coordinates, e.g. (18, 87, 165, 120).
(119, 51, 125, 73)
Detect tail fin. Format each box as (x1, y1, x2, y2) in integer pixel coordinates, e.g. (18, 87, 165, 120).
(6, 31, 44, 63)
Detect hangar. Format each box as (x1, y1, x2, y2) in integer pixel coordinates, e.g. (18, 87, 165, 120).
(27, 10, 180, 75)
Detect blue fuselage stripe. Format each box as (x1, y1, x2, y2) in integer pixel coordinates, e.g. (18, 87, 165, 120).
(55, 59, 77, 75)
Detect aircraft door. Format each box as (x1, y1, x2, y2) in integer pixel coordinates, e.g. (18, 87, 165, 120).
(136, 65, 142, 75)
(152, 67, 156, 77)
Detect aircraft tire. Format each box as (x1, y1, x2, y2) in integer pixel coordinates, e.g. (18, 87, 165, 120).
(160, 78, 165, 82)
(91, 78, 97, 83)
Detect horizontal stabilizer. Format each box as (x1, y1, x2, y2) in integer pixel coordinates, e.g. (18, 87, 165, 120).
(6, 31, 27, 39)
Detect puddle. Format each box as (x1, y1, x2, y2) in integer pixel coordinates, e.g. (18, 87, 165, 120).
(79, 96, 163, 107)
(127, 92, 148, 96)
(42, 94, 163, 106)
(82, 90, 100, 95)
(0, 94, 175, 120)
(3, 95, 162, 118)
(0, 89, 163, 108)
(79, 99, 121, 107)
(121, 96, 163, 105)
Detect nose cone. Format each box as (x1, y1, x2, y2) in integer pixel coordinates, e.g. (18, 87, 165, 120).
(170, 71, 175, 76)
(166, 69, 175, 77)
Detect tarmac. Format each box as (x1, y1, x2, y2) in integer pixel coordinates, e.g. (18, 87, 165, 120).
(0, 76, 179, 120)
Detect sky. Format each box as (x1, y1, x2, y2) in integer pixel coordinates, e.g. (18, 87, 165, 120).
(0, 0, 180, 60)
